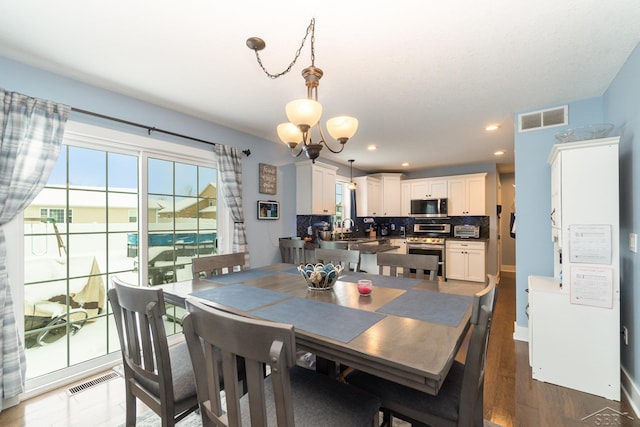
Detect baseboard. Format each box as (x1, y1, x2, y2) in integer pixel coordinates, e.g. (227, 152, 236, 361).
(622, 366, 640, 418)
(513, 321, 529, 342)
(501, 264, 516, 273)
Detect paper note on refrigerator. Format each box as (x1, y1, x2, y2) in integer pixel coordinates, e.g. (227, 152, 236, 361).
(569, 265, 614, 308)
(568, 224, 612, 265)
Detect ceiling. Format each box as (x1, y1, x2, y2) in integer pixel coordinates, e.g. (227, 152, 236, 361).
(1, 1, 640, 174)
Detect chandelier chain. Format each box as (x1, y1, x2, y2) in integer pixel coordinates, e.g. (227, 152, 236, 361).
(253, 19, 316, 79)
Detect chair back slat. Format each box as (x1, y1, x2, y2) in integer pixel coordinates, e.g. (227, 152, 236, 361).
(279, 238, 306, 264)
(192, 253, 246, 279)
(314, 248, 361, 272)
(183, 297, 297, 427)
(459, 305, 494, 426)
(376, 252, 439, 280)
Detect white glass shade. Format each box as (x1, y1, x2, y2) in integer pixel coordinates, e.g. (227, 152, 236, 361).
(277, 122, 303, 144)
(326, 116, 359, 140)
(285, 99, 322, 128)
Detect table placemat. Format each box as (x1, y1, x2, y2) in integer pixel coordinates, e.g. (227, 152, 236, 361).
(340, 272, 422, 290)
(190, 284, 291, 311)
(203, 269, 277, 284)
(284, 266, 303, 275)
(376, 290, 473, 327)
(253, 298, 385, 343)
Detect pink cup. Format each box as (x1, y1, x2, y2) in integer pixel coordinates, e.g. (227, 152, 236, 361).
(357, 279, 373, 296)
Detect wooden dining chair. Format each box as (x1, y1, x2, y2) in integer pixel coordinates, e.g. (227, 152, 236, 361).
(278, 238, 306, 264)
(471, 274, 498, 324)
(182, 297, 381, 427)
(345, 304, 495, 427)
(376, 252, 439, 280)
(192, 252, 245, 279)
(315, 247, 361, 272)
(108, 277, 199, 427)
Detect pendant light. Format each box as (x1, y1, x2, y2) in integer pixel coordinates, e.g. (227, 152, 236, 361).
(348, 159, 356, 190)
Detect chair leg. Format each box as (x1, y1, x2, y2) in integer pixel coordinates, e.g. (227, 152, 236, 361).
(381, 409, 392, 427)
(125, 389, 137, 427)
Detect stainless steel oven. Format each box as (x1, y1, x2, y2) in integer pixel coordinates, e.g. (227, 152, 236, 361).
(407, 223, 450, 278)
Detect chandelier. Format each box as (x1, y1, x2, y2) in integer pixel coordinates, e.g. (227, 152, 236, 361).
(246, 18, 358, 162)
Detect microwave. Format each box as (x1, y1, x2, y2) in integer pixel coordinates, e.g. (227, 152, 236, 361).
(410, 198, 448, 217)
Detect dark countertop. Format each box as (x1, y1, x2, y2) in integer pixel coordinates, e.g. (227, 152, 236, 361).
(349, 243, 400, 253)
(446, 237, 489, 243)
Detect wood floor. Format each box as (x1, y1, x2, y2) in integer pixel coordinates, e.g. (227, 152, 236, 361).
(1, 272, 638, 426)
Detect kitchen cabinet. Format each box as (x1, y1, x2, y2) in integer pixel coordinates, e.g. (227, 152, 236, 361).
(389, 238, 407, 254)
(447, 173, 486, 216)
(410, 178, 448, 199)
(529, 137, 620, 400)
(445, 240, 485, 282)
(401, 178, 447, 216)
(353, 176, 382, 216)
(369, 173, 404, 216)
(295, 161, 338, 215)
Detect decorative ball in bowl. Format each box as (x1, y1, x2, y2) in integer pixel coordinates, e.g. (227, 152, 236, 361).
(298, 263, 344, 291)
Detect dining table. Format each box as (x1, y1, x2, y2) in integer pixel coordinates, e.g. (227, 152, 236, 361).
(159, 263, 475, 396)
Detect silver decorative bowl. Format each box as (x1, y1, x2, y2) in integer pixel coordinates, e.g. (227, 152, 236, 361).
(298, 263, 344, 291)
(554, 123, 614, 143)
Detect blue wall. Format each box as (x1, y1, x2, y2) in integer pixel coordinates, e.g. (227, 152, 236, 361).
(603, 42, 640, 391)
(0, 56, 298, 268)
(515, 42, 640, 399)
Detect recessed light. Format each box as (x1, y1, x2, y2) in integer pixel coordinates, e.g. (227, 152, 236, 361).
(367, 145, 377, 151)
(401, 162, 409, 167)
(494, 150, 505, 156)
(485, 124, 500, 131)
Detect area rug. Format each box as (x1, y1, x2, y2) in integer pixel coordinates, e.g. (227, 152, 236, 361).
(124, 410, 503, 426)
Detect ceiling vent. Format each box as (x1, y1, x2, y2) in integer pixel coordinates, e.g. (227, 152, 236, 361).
(518, 105, 568, 132)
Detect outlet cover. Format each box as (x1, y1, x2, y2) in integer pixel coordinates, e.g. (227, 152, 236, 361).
(630, 233, 637, 253)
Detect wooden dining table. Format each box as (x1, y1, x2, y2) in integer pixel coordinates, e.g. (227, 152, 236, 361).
(159, 263, 475, 396)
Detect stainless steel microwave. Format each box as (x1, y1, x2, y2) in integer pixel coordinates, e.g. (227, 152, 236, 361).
(410, 198, 448, 217)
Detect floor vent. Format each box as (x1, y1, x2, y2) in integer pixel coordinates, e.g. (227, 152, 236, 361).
(518, 105, 568, 132)
(66, 371, 120, 396)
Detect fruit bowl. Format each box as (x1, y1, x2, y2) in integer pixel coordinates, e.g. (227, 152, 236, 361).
(554, 123, 614, 143)
(298, 263, 344, 291)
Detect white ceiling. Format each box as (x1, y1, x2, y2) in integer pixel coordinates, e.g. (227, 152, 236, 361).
(2, 1, 640, 174)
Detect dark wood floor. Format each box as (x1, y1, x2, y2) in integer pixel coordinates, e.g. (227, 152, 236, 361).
(1, 272, 638, 426)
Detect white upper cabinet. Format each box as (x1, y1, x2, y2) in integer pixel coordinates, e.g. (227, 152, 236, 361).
(353, 176, 382, 216)
(369, 173, 404, 216)
(296, 161, 338, 215)
(447, 173, 487, 216)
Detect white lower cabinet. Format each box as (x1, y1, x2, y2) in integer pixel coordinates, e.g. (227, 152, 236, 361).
(445, 240, 486, 282)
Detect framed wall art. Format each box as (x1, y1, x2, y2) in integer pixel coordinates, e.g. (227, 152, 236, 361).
(259, 163, 277, 195)
(257, 200, 279, 220)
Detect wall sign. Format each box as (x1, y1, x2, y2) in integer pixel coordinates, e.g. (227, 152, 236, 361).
(259, 163, 277, 195)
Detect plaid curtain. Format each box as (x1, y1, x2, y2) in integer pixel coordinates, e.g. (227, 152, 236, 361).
(215, 144, 249, 267)
(0, 89, 69, 410)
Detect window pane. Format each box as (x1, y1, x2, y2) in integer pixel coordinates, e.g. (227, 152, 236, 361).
(175, 162, 197, 197)
(68, 190, 106, 232)
(108, 152, 137, 192)
(148, 158, 173, 195)
(68, 147, 106, 188)
(199, 167, 217, 194)
(108, 192, 137, 230)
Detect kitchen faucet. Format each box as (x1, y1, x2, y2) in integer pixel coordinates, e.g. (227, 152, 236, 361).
(342, 218, 355, 230)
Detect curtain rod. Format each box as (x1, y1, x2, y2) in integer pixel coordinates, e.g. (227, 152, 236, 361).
(71, 107, 251, 156)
